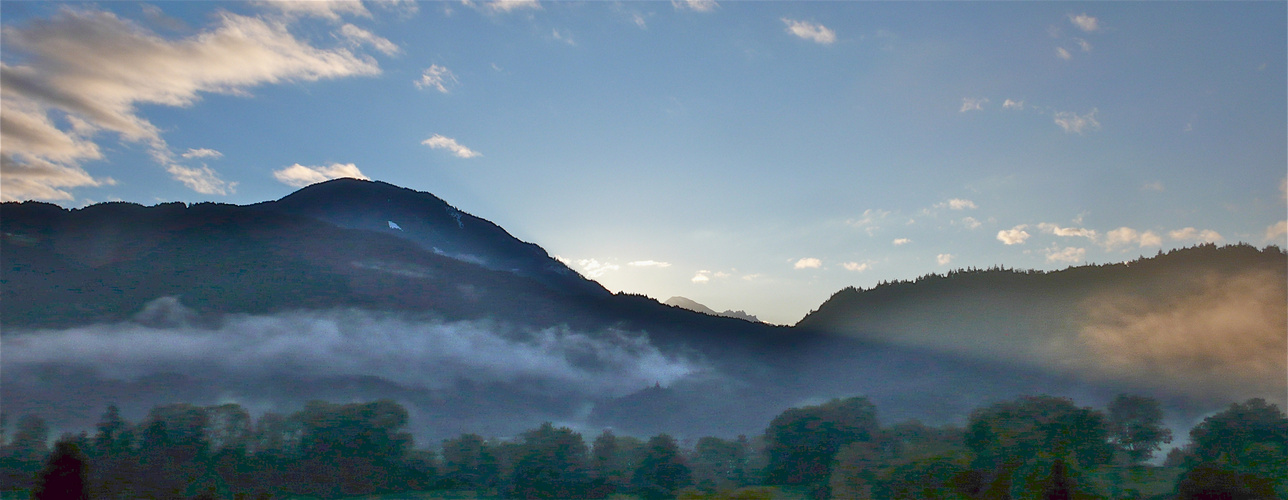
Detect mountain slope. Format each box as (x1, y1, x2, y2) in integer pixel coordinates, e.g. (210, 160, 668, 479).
(664, 296, 761, 323)
(797, 244, 1288, 407)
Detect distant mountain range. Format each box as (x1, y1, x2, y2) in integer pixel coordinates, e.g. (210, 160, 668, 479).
(2, 179, 1282, 441)
(663, 296, 760, 323)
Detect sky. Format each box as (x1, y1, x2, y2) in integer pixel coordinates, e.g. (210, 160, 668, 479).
(2, 1, 1285, 325)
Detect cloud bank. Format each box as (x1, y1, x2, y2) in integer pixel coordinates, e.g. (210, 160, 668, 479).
(273, 162, 369, 188)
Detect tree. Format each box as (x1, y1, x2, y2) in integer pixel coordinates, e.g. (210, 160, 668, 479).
(32, 439, 88, 500)
(689, 436, 751, 492)
(442, 433, 500, 490)
(965, 395, 1113, 471)
(294, 399, 414, 497)
(1179, 398, 1288, 498)
(632, 434, 692, 500)
(507, 422, 590, 499)
(763, 397, 879, 487)
(1106, 394, 1172, 464)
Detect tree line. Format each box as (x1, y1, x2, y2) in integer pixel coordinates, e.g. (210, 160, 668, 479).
(1, 394, 1284, 499)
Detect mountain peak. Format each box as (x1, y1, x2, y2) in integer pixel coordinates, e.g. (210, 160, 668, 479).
(664, 296, 760, 323)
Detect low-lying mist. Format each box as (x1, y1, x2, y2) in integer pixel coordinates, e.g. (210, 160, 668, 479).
(1, 297, 709, 440)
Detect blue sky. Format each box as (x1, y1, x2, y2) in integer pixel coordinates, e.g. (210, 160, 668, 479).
(2, 1, 1285, 324)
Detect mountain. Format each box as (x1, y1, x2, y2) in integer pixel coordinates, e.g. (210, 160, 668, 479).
(2, 179, 1279, 443)
(664, 296, 761, 323)
(797, 244, 1288, 409)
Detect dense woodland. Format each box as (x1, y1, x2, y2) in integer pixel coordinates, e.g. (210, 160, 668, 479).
(2, 395, 1284, 500)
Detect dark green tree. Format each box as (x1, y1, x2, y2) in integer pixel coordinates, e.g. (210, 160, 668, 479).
(1107, 394, 1172, 464)
(1179, 398, 1288, 498)
(294, 399, 414, 497)
(507, 422, 590, 499)
(763, 397, 879, 487)
(1, 414, 52, 491)
(631, 434, 691, 500)
(442, 433, 500, 490)
(965, 395, 1113, 497)
(689, 436, 751, 492)
(32, 439, 88, 500)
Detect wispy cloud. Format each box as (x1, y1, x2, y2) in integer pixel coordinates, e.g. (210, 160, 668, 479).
(794, 257, 822, 269)
(936, 253, 954, 266)
(0, 7, 381, 200)
(936, 198, 978, 211)
(256, 0, 372, 21)
(782, 19, 836, 45)
(181, 148, 223, 159)
(997, 225, 1031, 245)
(1068, 13, 1100, 33)
(1104, 227, 1162, 250)
(1265, 221, 1288, 244)
(1074, 37, 1092, 52)
(691, 270, 712, 283)
(1045, 246, 1086, 263)
(892, 238, 912, 246)
(1142, 181, 1165, 192)
(847, 208, 891, 235)
(960, 217, 982, 229)
(1053, 109, 1101, 134)
(481, 0, 542, 13)
(166, 165, 236, 195)
(842, 261, 870, 272)
(1037, 223, 1096, 239)
(1056, 47, 1072, 60)
(416, 65, 458, 93)
(627, 260, 671, 268)
(422, 134, 481, 158)
(1168, 227, 1223, 244)
(339, 24, 400, 55)
(672, 0, 717, 13)
(575, 259, 619, 278)
(272, 162, 368, 188)
(551, 28, 575, 46)
(959, 98, 988, 112)
(1002, 99, 1024, 110)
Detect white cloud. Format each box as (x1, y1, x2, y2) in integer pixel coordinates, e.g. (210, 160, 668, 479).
(1053, 109, 1101, 134)
(782, 19, 836, 45)
(1169, 227, 1224, 244)
(1056, 47, 1072, 60)
(1104, 227, 1162, 250)
(1002, 99, 1024, 110)
(959, 97, 988, 112)
(936, 198, 977, 210)
(961, 217, 982, 229)
(627, 260, 671, 268)
(0, 7, 381, 199)
(422, 134, 481, 158)
(1037, 223, 1096, 239)
(794, 257, 822, 269)
(672, 0, 717, 13)
(632, 13, 647, 29)
(416, 65, 458, 93)
(1074, 37, 1092, 52)
(892, 238, 912, 246)
(483, 0, 542, 13)
(1265, 221, 1288, 244)
(181, 148, 222, 159)
(338, 24, 400, 55)
(166, 165, 236, 195)
(1069, 13, 1099, 32)
(0, 154, 110, 202)
(691, 270, 711, 284)
(1046, 246, 1086, 264)
(842, 261, 870, 272)
(272, 162, 368, 188)
(997, 225, 1031, 245)
(256, 0, 372, 20)
(575, 259, 619, 278)
(936, 253, 954, 266)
